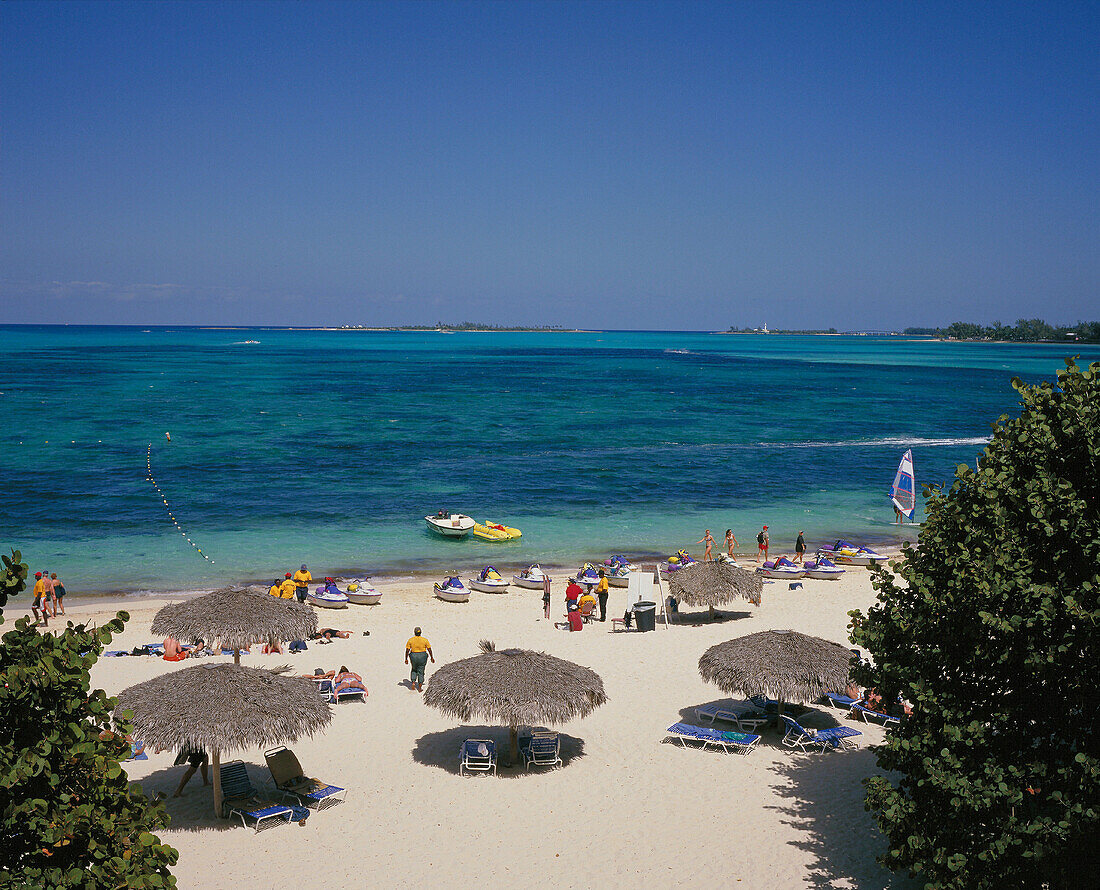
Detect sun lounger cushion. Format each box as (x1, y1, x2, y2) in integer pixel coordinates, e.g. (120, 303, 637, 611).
(666, 722, 761, 754)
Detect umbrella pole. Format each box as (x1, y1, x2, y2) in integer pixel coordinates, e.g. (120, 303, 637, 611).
(212, 750, 223, 818)
(233, 648, 241, 665)
(509, 724, 519, 765)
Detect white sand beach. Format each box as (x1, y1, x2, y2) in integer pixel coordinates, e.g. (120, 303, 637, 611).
(35, 565, 916, 889)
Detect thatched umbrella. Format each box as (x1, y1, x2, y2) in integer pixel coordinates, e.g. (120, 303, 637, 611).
(423, 640, 607, 763)
(668, 561, 763, 617)
(117, 663, 331, 817)
(151, 586, 317, 664)
(698, 629, 853, 722)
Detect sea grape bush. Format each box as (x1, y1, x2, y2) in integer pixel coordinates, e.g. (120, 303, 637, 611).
(850, 359, 1100, 889)
(0, 550, 178, 889)
(0, 548, 28, 609)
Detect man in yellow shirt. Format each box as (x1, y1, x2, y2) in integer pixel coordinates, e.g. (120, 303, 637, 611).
(31, 572, 49, 627)
(404, 627, 435, 692)
(595, 570, 610, 622)
(268, 580, 282, 597)
(279, 573, 298, 599)
(578, 590, 597, 619)
(292, 565, 312, 603)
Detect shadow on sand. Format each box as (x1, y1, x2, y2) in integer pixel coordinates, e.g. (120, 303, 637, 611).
(412, 725, 586, 777)
(130, 761, 307, 833)
(765, 745, 919, 889)
(667, 608, 755, 625)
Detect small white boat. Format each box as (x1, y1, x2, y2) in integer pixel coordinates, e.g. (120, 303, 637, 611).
(434, 576, 470, 602)
(345, 579, 382, 605)
(307, 580, 349, 609)
(605, 565, 630, 588)
(802, 556, 845, 580)
(468, 566, 509, 593)
(759, 557, 805, 579)
(425, 512, 475, 538)
(512, 564, 551, 589)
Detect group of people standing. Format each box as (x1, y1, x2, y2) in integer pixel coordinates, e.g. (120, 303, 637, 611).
(268, 564, 312, 601)
(31, 570, 65, 626)
(695, 526, 808, 564)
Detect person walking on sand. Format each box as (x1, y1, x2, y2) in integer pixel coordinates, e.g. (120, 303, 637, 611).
(595, 569, 610, 622)
(41, 571, 56, 618)
(51, 572, 66, 615)
(795, 531, 806, 564)
(725, 529, 737, 559)
(756, 526, 769, 563)
(405, 627, 434, 692)
(542, 577, 551, 620)
(31, 572, 48, 626)
(293, 564, 312, 603)
(696, 530, 715, 561)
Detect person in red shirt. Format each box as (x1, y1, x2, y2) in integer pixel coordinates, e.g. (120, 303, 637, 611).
(565, 578, 583, 607)
(566, 605, 584, 632)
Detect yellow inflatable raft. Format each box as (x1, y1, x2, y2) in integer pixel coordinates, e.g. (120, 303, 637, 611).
(473, 521, 522, 542)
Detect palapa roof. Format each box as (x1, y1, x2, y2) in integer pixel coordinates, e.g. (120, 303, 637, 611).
(667, 561, 763, 608)
(698, 629, 853, 703)
(116, 663, 331, 754)
(424, 640, 607, 728)
(150, 586, 317, 650)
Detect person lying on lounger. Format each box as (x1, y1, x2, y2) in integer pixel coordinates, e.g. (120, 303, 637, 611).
(304, 666, 367, 696)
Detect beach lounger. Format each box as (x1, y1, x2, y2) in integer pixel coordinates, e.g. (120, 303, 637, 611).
(219, 760, 297, 831)
(780, 715, 862, 753)
(264, 746, 347, 809)
(519, 731, 562, 770)
(313, 674, 367, 704)
(459, 739, 497, 776)
(850, 702, 903, 725)
(694, 703, 768, 732)
(665, 722, 761, 755)
(824, 691, 860, 711)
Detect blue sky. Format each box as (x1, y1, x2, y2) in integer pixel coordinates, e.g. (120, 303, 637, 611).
(2, 1, 1097, 328)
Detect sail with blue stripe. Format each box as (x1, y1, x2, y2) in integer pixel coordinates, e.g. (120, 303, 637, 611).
(890, 449, 916, 520)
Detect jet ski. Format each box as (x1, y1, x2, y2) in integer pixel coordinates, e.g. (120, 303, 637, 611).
(307, 578, 350, 609)
(468, 565, 509, 593)
(802, 556, 845, 580)
(434, 576, 470, 602)
(758, 557, 805, 579)
(661, 550, 696, 573)
(512, 564, 552, 589)
(346, 578, 382, 604)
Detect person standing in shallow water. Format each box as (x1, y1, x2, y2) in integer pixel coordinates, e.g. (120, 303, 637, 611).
(725, 529, 737, 559)
(405, 627, 434, 692)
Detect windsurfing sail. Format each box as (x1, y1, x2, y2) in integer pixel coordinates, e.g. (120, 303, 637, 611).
(890, 450, 916, 520)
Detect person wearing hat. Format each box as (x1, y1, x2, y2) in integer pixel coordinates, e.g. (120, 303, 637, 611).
(756, 525, 769, 563)
(292, 564, 312, 603)
(279, 572, 297, 599)
(31, 572, 48, 626)
(795, 530, 806, 564)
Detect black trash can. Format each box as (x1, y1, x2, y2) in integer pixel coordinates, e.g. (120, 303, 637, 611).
(634, 601, 656, 632)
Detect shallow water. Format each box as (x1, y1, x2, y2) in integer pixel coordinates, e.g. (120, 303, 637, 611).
(1, 326, 1093, 595)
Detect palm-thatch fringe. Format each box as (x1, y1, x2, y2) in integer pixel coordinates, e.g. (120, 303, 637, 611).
(424, 643, 607, 728)
(116, 662, 331, 754)
(667, 562, 763, 608)
(698, 629, 853, 704)
(150, 586, 317, 652)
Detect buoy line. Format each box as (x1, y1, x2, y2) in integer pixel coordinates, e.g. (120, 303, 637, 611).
(146, 442, 213, 563)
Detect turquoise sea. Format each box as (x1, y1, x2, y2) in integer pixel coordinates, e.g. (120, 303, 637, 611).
(2, 326, 1095, 596)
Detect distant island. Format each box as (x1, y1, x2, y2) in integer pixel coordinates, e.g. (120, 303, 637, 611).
(723, 317, 1100, 342)
(312, 322, 580, 332)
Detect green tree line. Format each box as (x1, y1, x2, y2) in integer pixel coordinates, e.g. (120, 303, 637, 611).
(904, 319, 1100, 341)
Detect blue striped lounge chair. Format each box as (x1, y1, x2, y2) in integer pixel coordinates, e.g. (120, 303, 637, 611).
(780, 715, 862, 753)
(219, 761, 296, 830)
(313, 672, 367, 704)
(264, 746, 347, 809)
(665, 722, 761, 755)
(824, 691, 860, 711)
(695, 702, 768, 732)
(459, 739, 497, 776)
(519, 731, 562, 770)
(850, 702, 903, 726)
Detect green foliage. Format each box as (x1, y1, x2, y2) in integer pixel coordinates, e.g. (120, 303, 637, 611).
(0, 549, 28, 611)
(0, 591, 178, 888)
(849, 359, 1100, 889)
(937, 318, 1099, 342)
